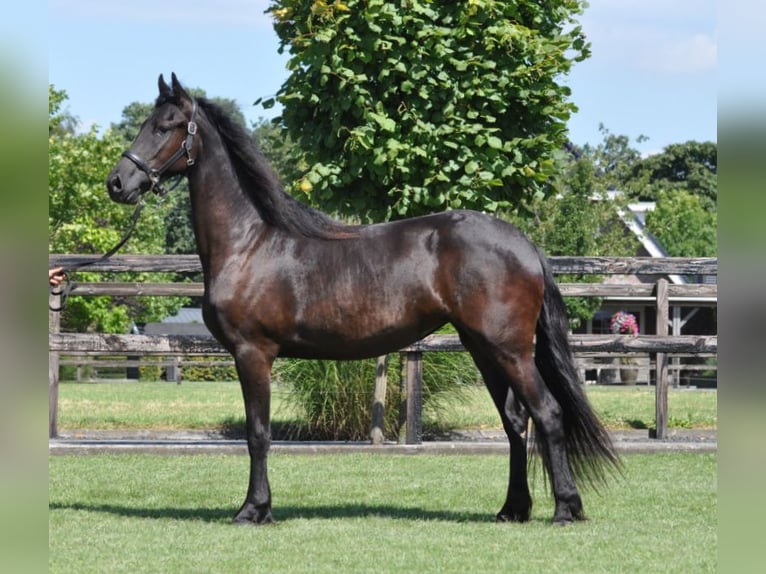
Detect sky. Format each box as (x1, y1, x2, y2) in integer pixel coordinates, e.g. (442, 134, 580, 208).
(47, 0, 717, 156)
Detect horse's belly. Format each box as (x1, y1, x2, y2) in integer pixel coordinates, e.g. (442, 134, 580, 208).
(278, 319, 443, 360)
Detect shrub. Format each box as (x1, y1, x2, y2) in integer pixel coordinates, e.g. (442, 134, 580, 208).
(274, 350, 479, 441)
(180, 360, 238, 382)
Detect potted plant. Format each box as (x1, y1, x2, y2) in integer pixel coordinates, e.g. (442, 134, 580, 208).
(610, 311, 639, 384)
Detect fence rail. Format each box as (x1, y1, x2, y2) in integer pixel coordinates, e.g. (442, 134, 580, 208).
(49, 254, 717, 443)
(64, 281, 718, 300)
(49, 332, 717, 356)
(50, 254, 718, 275)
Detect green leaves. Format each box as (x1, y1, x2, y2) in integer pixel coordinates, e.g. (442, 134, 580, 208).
(367, 111, 396, 133)
(267, 0, 589, 220)
(645, 190, 717, 257)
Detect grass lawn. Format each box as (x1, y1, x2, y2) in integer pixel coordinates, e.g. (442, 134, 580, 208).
(49, 452, 716, 573)
(56, 380, 717, 433)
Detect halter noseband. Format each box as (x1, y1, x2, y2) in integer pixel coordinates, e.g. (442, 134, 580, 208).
(121, 98, 199, 196)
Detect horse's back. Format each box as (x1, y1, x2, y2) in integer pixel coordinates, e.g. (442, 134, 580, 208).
(379, 210, 544, 292)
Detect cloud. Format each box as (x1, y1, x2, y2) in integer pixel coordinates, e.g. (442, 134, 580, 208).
(587, 0, 714, 22)
(580, 0, 717, 76)
(637, 32, 717, 74)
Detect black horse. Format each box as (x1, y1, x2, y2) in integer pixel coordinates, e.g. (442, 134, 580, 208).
(106, 74, 619, 525)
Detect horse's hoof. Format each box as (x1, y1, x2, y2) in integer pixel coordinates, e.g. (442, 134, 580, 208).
(552, 511, 586, 525)
(233, 505, 274, 525)
(496, 511, 530, 523)
(232, 515, 275, 526)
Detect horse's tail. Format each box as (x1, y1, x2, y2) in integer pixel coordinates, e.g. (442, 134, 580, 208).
(533, 247, 622, 487)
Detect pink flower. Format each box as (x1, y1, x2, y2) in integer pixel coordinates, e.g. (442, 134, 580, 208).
(610, 311, 638, 335)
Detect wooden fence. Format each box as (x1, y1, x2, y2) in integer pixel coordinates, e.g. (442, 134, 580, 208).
(49, 254, 717, 443)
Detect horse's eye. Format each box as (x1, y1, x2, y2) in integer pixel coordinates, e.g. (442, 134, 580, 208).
(154, 123, 172, 136)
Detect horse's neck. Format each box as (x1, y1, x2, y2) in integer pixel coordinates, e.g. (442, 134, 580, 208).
(187, 147, 265, 278)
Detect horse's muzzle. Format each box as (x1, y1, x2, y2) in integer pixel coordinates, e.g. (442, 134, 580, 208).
(106, 170, 146, 204)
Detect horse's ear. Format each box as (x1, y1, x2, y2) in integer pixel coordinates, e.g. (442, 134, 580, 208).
(170, 73, 191, 102)
(158, 74, 172, 98)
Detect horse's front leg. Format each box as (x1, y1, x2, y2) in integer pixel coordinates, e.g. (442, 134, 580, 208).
(232, 344, 275, 525)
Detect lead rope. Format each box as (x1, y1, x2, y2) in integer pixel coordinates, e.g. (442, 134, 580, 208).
(49, 199, 146, 312)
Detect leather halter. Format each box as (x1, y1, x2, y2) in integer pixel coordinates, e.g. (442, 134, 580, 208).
(121, 99, 199, 196)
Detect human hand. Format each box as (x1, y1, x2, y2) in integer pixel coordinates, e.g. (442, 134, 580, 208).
(49, 267, 66, 287)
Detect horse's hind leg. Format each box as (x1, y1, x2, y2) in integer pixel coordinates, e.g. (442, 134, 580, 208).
(232, 343, 275, 525)
(503, 354, 584, 524)
(464, 345, 532, 522)
(469, 338, 583, 524)
(494, 388, 533, 522)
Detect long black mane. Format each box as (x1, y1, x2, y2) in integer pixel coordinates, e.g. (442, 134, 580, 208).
(161, 92, 355, 239)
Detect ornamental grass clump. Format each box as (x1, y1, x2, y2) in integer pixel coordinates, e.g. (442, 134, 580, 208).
(274, 351, 478, 441)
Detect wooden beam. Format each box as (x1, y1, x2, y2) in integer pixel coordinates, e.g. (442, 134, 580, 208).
(402, 333, 717, 354)
(49, 333, 229, 355)
(654, 279, 670, 439)
(50, 332, 717, 356)
(558, 283, 717, 299)
(370, 355, 389, 445)
(49, 292, 61, 439)
(50, 254, 718, 276)
(66, 282, 205, 297)
(59, 281, 718, 300)
(49, 254, 202, 273)
(548, 256, 716, 275)
(404, 352, 423, 445)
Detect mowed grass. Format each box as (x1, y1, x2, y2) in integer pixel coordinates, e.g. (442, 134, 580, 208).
(49, 452, 716, 573)
(57, 381, 717, 433)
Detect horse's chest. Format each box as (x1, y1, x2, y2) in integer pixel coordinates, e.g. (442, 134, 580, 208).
(203, 274, 296, 336)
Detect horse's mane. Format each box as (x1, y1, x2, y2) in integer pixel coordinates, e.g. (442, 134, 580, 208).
(161, 93, 355, 239)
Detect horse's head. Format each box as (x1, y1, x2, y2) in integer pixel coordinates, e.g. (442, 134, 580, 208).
(106, 73, 199, 204)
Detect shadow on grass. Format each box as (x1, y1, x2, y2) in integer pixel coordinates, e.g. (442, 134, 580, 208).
(218, 418, 364, 441)
(219, 418, 311, 440)
(220, 418, 419, 442)
(625, 419, 649, 429)
(218, 418, 458, 442)
(49, 501, 548, 525)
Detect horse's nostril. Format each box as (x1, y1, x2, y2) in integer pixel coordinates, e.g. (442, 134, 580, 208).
(108, 174, 122, 192)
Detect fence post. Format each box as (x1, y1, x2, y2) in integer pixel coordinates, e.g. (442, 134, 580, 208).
(653, 278, 669, 439)
(49, 292, 61, 439)
(404, 351, 423, 445)
(370, 354, 389, 445)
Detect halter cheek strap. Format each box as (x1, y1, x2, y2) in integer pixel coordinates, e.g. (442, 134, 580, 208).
(122, 98, 199, 196)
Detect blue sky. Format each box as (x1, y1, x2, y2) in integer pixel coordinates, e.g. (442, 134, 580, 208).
(47, 0, 717, 156)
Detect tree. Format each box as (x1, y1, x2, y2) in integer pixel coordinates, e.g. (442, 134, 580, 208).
(644, 190, 717, 257)
(582, 134, 717, 257)
(626, 141, 717, 207)
(581, 124, 648, 192)
(252, 118, 307, 190)
(49, 85, 78, 136)
(49, 86, 187, 332)
(266, 0, 590, 220)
